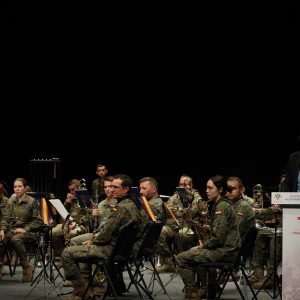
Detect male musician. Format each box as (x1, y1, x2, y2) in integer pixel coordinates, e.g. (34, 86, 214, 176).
(226, 176, 255, 242)
(251, 205, 282, 289)
(51, 179, 87, 256)
(91, 163, 108, 204)
(131, 177, 166, 257)
(69, 176, 116, 245)
(156, 175, 203, 273)
(61, 174, 142, 299)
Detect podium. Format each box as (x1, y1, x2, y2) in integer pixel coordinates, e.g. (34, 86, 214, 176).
(271, 192, 300, 300)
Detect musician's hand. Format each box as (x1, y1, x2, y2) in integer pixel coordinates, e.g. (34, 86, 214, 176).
(178, 207, 184, 213)
(92, 208, 101, 217)
(272, 204, 282, 212)
(66, 193, 74, 203)
(0, 229, 4, 241)
(14, 228, 27, 234)
(82, 240, 93, 245)
(198, 240, 203, 250)
(68, 221, 76, 230)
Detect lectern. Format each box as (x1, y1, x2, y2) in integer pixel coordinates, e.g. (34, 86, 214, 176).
(271, 192, 300, 300)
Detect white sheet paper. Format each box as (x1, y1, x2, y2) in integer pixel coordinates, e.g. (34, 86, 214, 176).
(49, 199, 73, 221)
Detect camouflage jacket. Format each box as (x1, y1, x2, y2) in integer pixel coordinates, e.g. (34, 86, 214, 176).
(93, 197, 118, 232)
(165, 188, 203, 228)
(93, 198, 142, 256)
(232, 197, 256, 242)
(204, 197, 241, 260)
(0, 196, 9, 231)
(1, 194, 44, 232)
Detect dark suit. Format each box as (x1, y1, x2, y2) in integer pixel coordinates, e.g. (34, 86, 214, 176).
(280, 151, 300, 192)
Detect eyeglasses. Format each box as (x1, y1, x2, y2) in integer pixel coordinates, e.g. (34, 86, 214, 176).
(111, 185, 123, 190)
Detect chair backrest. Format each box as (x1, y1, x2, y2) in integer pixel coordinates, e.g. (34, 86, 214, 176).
(137, 221, 163, 257)
(239, 226, 258, 263)
(110, 222, 138, 262)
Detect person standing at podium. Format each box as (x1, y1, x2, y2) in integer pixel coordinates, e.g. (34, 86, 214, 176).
(279, 132, 300, 192)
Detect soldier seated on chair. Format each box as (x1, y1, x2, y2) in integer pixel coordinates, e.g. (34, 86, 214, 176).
(175, 175, 241, 300)
(157, 175, 204, 273)
(61, 174, 142, 300)
(0, 178, 44, 282)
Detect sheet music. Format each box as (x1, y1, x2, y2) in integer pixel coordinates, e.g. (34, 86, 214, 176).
(49, 199, 73, 221)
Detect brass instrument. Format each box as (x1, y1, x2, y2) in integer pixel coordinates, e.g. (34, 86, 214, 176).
(253, 184, 264, 208)
(79, 178, 87, 189)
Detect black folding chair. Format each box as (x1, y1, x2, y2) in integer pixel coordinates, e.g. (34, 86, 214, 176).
(128, 221, 171, 300)
(79, 222, 142, 299)
(201, 227, 259, 300)
(0, 241, 13, 277)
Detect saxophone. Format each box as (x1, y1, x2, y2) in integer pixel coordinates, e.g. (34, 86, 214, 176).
(184, 200, 212, 243)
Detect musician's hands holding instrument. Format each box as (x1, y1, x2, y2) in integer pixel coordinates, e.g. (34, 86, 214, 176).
(0, 229, 4, 241)
(68, 221, 77, 230)
(92, 208, 101, 217)
(198, 239, 203, 250)
(66, 193, 74, 203)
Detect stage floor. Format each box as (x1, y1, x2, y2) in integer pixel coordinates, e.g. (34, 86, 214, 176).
(0, 262, 281, 299)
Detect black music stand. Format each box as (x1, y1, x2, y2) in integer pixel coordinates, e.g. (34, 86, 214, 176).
(253, 209, 282, 300)
(75, 189, 94, 209)
(24, 224, 64, 299)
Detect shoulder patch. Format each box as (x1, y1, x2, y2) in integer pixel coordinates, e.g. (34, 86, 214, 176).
(237, 212, 244, 216)
(111, 207, 118, 212)
(215, 210, 222, 215)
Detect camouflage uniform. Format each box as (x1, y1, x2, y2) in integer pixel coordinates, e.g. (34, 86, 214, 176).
(157, 188, 203, 257)
(176, 197, 240, 288)
(0, 195, 10, 277)
(1, 194, 44, 265)
(62, 198, 142, 281)
(70, 197, 118, 246)
(232, 197, 256, 242)
(253, 208, 282, 275)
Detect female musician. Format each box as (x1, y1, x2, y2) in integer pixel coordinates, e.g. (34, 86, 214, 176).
(0, 178, 44, 282)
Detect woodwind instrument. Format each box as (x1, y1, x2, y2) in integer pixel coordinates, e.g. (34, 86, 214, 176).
(140, 195, 157, 222)
(164, 202, 180, 227)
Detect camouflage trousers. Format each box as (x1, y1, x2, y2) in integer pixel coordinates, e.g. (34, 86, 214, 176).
(3, 230, 38, 264)
(175, 246, 213, 287)
(157, 225, 198, 257)
(61, 244, 111, 281)
(254, 230, 282, 268)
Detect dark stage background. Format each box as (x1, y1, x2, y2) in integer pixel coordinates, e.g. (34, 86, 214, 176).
(1, 126, 299, 202)
(1, 5, 300, 200)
